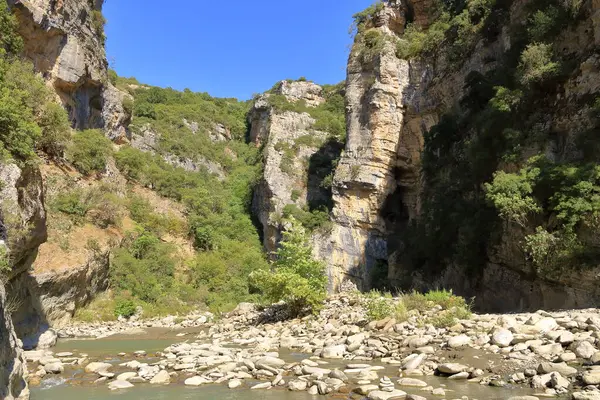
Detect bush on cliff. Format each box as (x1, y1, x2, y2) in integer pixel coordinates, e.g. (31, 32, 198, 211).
(250, 217, 327, 315)
(67, 130, 113, 175)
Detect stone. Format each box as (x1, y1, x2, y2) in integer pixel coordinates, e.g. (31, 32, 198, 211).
(116, 372, 137, 381)
(407, 395, 428, 400)
(558, 331, 575, 345)
(36, 329, 58, 349)
(492, 328, 514, 347)
(149, 370, 170, 384)
(571, 341, 597, 359)
(251, 382, 272, 390)
(43, 362, 64, 374)
(228, 379, 242, 389)
(322, 344, 346, 359)
(255, 356, 286, 369)
(447, 335, 471, 348)
(537, 362, 578, 377)
(396, 378, 427, 387)
(356, 384, 379, 395)
(572, 392, 600, 400)
(401, 354, 425, 370)
(448, 371, 470, 380)
(507, 397, 540, 400)
(531, 373, 553, 389)
(432, 388, 446, 396)
(288, 380, 308, 391)
(367, 389, 407, 400)
(583, 369, 600, 385)
(535, 318, 558, 333)
(437, 363, 468, 375)
(550, 372, 569, 389)
(184, 376, 210, 386)
(85, 362, 112, 374)
(108, 380, 134, 390)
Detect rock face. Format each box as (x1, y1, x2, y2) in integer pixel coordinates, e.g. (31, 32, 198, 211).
(317, 0, 600, 310)
(0, 284, 29, 400)
(0, 163, 42, 399)
(315, 1, 435, 291)
(9, 0, 128, 140)
(249, 81, 341, 255)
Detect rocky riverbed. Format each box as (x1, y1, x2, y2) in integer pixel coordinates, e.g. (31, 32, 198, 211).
(25, 294, 600, 400)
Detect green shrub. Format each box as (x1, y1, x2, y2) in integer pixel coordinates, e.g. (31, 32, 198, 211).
(37, 102, 71, 157)
(110, 230, 177, 303)
(363, 291, 407, 322)
(528, 6, 561, 42)
(89, 192, 123, 228)
(250, 217, 327, 315)
(91, 10, 106, 41)
(423, 289, 468, 310)
(114, 299, 136, 318)
(108, 69, 118, 86)
(518, 43, 560, 85)
(0, 0, 24, 54)
(0, 246, 11, 280)
(50, 189, 94, 220)
(67, 130, 113, 175)
(484, 169, 541, 227)
(351, 1, 385, 34)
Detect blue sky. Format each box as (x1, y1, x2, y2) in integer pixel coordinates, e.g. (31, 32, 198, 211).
(103, 0, 374, 100)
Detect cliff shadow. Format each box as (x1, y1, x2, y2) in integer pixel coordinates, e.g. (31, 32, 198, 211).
(307, 139, 344, 212)
(7, 271, 53, 350)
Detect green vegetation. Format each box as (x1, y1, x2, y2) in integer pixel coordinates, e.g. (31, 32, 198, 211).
(361, 289, 471, 327)
(401, 0, 594, 279)
(267, 82, 346, 142)
(91, 10, 106, 44)
(282, 204, 331, 232)
(49, 184, 123, 229)
(364, 291, 407, 321)
(518, 43, 560, 85)
(114, 299, 136, 318)
(67, 130, 113, 175)
(250, 217, 327, 315)
(0, 7, 71, 162)
(0, 246, 10, 281)
(350, 1, 385, 35)
(0, 0, 23, 54)
(115, 137, 267, 312)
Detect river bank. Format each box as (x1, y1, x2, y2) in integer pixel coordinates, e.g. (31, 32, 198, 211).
(25, 293, 600, 399)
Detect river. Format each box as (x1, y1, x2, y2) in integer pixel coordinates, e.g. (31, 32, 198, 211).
(29, 327, 546, 400)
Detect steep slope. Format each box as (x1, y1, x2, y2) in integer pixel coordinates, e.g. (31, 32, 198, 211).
(9, 0, 129, 140)
(325, 0, 600, 311)
(249, 80, 345, 255)
(315, 2, 436, 291)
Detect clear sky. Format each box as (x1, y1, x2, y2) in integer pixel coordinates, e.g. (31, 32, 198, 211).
(103, 0, 374, 100)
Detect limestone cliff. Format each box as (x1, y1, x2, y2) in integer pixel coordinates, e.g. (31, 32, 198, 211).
(249, 81, 343, 255)
(316, 1, 435, 291)
(8, 0, 128, 140)
(324, 0, 600, 311)
(0, 285, 28, 400)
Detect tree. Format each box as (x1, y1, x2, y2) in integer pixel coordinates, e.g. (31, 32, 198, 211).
(250, 217, 327, 315)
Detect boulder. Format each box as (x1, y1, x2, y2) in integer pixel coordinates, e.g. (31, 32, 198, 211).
(367, 389, 407, 400)
(437, 363, 468, 375)
(492, 328, 514, 347)
(108, 380, 134, 390)
(571, 341, 597, 359)
(85, 362, 112, 374)
(322, 344, 346, 359)
(537, 362, 578, 377)
(582, 369, 600, 385)
(396, 378, 427, 387)
(149, 370, 170, 384)
(447, 335, 470, 348)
